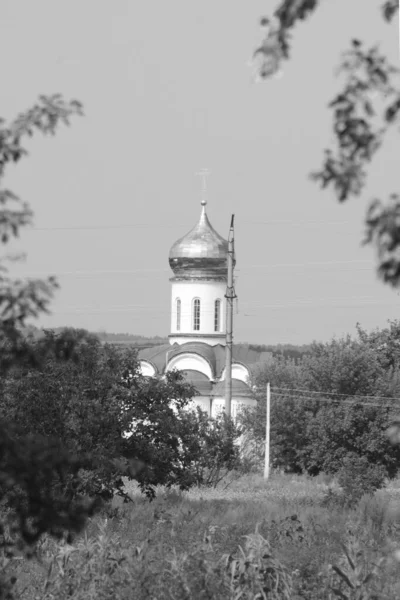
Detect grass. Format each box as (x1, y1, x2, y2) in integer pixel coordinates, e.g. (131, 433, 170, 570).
(5, 471, 400, 599)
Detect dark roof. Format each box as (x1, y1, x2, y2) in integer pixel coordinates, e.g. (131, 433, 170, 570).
(212, 379, 254, 398)
(138, 342, 270, 378)
(137, 343, 170, 374)
(182, 370, 213, 395)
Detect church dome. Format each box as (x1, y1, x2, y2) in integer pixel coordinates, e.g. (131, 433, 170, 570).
(169, 201, 229, 279)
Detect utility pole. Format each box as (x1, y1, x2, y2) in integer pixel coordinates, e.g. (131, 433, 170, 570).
(225, 215, 236, 418)
(264, 382, 271, 479)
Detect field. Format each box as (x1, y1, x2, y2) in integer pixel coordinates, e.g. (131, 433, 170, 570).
(6, 472, 400, 599)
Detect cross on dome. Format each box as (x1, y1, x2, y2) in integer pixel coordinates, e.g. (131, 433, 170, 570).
(196, 168, 210, 207)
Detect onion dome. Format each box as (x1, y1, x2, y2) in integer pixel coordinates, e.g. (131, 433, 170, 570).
(169, 200, 229, 279)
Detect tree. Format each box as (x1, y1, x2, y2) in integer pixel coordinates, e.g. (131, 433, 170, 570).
(240, 332, 400, 475)
(302, 401, 400, 477)
(253, 1, 400, 286)
(0, 95, 103, 599)
(2, 327, 244, 501)
(0, 95, 93, 371)
(301, 336, 382, 397)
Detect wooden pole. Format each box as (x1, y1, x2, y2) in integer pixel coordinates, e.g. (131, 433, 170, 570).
(264, 382, 270, 479)
(225, 215, 235, 418)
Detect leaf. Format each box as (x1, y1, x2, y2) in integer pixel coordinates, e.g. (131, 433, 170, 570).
(332, 565, 354, 589)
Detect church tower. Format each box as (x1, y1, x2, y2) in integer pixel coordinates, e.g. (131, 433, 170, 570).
(138, 174, 258, 419)
(168, 197, 229, 346)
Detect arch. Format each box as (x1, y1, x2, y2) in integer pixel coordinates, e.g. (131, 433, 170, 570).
(220, 362, 250, 384)
(139, 360, 157, 377)
(166, 352, 213, 380)
(192, 297, 201, 331)
(214, 298, 221, 332)
(176, 297, 181, 331)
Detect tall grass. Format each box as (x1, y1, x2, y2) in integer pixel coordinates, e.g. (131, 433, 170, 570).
(7, 472, 400, 599)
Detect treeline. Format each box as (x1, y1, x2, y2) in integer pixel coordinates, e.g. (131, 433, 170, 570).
(95, 331, 169, 345)
(20, 326, 314, 360)
(248, 343, 312, 361)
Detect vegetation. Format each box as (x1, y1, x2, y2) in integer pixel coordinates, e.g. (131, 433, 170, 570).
(0, 95, 104, 599)
(241, 320, 400, 485)
(0, 97, 241, 598)
(254, 0, 400, 286)
(6, 473, 400, 599)
(3, 317, 400, 597)
(2, 4, 400, 597)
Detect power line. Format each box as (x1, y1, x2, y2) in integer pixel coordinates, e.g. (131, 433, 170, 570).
(270, 392, 400, 410)
(27, 219, 356, 232)
(271, 386, 400, 402)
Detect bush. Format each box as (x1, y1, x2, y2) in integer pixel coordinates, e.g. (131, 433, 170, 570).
(337, 454, 387, 506)
(174, 408, 243, 489)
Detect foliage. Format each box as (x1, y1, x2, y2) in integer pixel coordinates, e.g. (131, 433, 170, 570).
(336, 454, 387, 506)
(330, 530, 387, 599)
(0, 95, 107, 599)
(254, 1, 400, 287)
(11, 472, 400, 600)
(171, 408, 243, 489)
(0, 424, 100, 548)
(240, 355, 309, 473)
(1, 331, 203, 501)
(301, 336, 382, 397)
(0, 95, 85, 368)
(2, 327, 243, 502)
(303, 402, 400, 478)
(241, 329, 400, 478)
(224, 529, 293, 599)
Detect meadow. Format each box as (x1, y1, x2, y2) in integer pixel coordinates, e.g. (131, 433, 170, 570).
(7, 471, 400, 600)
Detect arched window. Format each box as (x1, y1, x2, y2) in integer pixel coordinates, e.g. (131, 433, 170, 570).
(214, 299, 221, 332)
(176, 298, 181, 331)
(193, 298, 200, 331)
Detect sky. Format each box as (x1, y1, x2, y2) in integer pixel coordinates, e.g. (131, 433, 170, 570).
(1, 0, 399, 345)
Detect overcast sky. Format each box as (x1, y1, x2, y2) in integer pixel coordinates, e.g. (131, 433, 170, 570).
(1, 0, 399, 344)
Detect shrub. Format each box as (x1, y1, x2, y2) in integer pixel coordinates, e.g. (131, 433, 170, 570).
(175, 409, 243, 489)
(337, 454, 387, 506)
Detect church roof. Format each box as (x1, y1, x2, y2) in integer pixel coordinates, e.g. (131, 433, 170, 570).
(138, 343, 170, 373)
(181, 370, 213, 395)
(168, 342, 217, 374)
(211, 379, 254, 398)
(138, 342, 269, 378)
(169, 201, 228, 279)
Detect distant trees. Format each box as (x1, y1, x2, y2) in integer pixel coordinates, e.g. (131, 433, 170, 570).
(254, 1, 400, 286)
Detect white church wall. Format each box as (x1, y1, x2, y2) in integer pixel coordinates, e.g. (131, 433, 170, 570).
(220, 363, 250, 384)
(169, 335, 225, 346)
(139, 360, 157, 377)
(210, 396, 256, 421)
(190, 396, 211, 416)
(170, 280, 226, 341)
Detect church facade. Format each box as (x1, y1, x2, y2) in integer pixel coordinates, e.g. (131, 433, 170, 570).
(138, 196, 264, 419)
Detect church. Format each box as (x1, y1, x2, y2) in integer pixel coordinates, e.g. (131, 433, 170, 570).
(138, 193, 267, 419)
